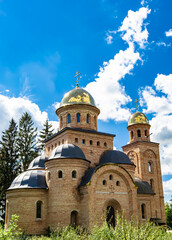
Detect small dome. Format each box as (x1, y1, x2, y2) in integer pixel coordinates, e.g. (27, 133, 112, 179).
(59, 87, 96, 107)
(99, 150, 134, 165)
(49, 144, 87, 160)
(8, 170, 47, 190)
(128, 111, 149, 126)
(28, 154, 48, 170)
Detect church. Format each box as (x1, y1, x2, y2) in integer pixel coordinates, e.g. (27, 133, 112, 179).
(5, 76, 166, 235)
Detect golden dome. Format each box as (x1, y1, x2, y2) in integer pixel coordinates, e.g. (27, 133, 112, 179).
(59, 87, 96, 107)
(128, 111, 149, 126)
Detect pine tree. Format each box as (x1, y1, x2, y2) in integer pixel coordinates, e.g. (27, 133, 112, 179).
(38, 118, 54, 151)
(18, 112, 38, 171)
(0, 119, 19, 221)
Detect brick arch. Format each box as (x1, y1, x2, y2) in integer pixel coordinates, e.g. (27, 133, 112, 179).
(127, 151, 139, 174)
(143, 149, 156, 159)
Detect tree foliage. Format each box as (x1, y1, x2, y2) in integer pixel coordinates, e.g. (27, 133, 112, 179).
(165, 200, 172, 228)
(0, 119, 20, 220)
(38, 118, 54, 151)
(17, 112, 38, 171)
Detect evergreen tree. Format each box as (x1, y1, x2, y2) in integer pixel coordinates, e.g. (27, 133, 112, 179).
(38, 118, 54, 151)
(0, 119, 19, 220)
(18, 112, 38, 171)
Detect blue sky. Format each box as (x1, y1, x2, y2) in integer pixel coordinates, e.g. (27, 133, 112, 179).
(0, 0, 172, 201)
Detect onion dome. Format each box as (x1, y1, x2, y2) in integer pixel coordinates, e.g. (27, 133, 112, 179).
(59, 87, 96, 107)
(49, 144, 87, 160)
(8, 170, 47, 190)
(128, 111, 149, 126)
(99, 150, 134, 165)
(28, 154, 48, 170)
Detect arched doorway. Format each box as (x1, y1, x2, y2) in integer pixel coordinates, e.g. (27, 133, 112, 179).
(106, 205, 115, 227)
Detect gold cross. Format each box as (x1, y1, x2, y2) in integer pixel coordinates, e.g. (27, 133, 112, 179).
(135, 98, 139, 112)
(74, 71, 81, 88)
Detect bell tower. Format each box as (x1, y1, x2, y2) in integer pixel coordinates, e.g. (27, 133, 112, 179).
(122, 107, 166, 222)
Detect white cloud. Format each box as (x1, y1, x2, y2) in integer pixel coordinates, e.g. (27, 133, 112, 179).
(163, 179, 172, 200)
(0, 94, 59, 138)
(118, 7, 151, 48)
(105, 34, 113, 44)
(156, 42, 171, 47)
(140, 74, 172, 175)
(85, 7, 150, 121)
(165, 29, 172, 37)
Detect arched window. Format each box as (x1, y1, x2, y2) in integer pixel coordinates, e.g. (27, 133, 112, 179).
(58, 170, 63, 179)
(75, 138, 78, 143)
(68, 114, 71, 123)
(104, 142, 107, 147)
(137, 129, 141, 137)
(116, 181, 120, 186)
(36, 201, 42, 219)
(148, 162, 152, 173)
(61, 116, 63, 126)
(72, 170, 77, 179)
(141, 204, 146, 219)
(97, 141, 100, 146)
(71, 211, 78, 226)
(90, 140, 93, 145)
(145, 129, 147, 137)
(131, 131, 134, 139)
(77, 113, 80, 123)
(86, 114, 90, 123)
(103, 180, 107, 186)
(109, 174, 113, 180)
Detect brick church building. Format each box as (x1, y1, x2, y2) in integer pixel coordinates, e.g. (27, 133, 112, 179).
(5, 82, 166, 235)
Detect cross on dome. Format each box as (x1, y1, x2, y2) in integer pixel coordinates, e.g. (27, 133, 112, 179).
(75, 71, 81, 88)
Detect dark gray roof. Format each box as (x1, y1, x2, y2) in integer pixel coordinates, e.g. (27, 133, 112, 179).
(79, 167, 96, 187)
(44, 127, 115, 143)
(8, 170, 48, 190)
(28, 154, 48, 170)
(49, 144, 87, 160)
(99, 150, 134, 165)
(135, 178, 155, 195)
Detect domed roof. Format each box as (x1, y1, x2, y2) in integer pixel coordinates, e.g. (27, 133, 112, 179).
(8, 170, 47, 190)
(99, 150, 134, 165)
(59, 87, 96, 107)
(28, 154, 48, 170)
(49, 143, 87, 160)
(128, 111, 149, 126)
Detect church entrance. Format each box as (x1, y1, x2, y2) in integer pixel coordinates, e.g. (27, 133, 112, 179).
(106, 205, 115, 227)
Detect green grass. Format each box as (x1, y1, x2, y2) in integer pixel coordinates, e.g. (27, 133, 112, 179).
(1, 214, 172, 240)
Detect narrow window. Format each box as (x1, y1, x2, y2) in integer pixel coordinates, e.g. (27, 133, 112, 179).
(148, 162, 152, 173)
(51, 145, 53, 150)
(109, 175, 113, 180)
(145, 129, 147, 137)
(90, 140, 93, 145)
(68, 114, 71, 123)
(131, 131, 134, 139)
(104, 142, 107, 147)
(150, 179, 154, 190)
(141, 204, 146, 219)
(55, 143, 57, 147)
(75, 138, 78, 143)
(61, 116, 63, 126)
(47, 171, 51, 181)
(97, 141, 100, 146)
(72, 170, 77, 178)
(94, 116, 96, 127)
(116, 181, 120, 186)
(103, 180, 107, 186)
(48, 147, 50, 152)
(137, 129, 141, 137)
(86, 114, 90, 123)
(62, 139, 64, 144)
(82, 139, 85, 144)
(58, 170, 63, 179)
(58, 141, 60, 145)
(71, 211, 78, 226)
(36, 201, 42, 219)
(77, 113, 80, 123)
